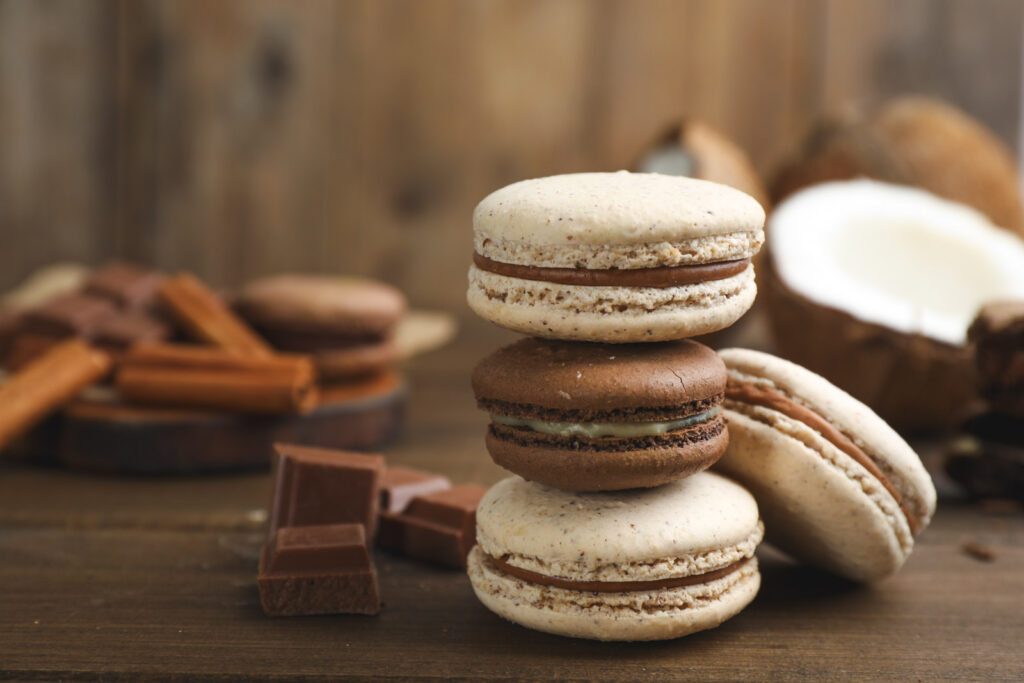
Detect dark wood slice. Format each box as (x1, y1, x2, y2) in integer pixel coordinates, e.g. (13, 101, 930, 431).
(57, 372, 406, 475)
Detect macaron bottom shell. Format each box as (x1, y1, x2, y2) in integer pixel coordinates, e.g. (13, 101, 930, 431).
(719, 408, 913, 582)
(484, 418, 729, 491)
(467, 546, 761, 642)
(466, 264, 756, 342)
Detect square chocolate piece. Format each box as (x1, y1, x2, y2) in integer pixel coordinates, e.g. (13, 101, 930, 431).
(378, 484, 488, 568)
(270, 443, 384, 538)
(22, 292, 117, 338)
(84, 262, 164, 309)
(969, 300, 1024, 415)
(379, 465, 452, 514)
(258, 524, 380, 616)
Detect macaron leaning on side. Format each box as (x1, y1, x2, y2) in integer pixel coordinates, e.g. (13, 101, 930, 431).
(716, 348, 937, 582)
(468, 171, 765, 342)
(472, 337, 729, 491)
(468, 472, 764, 641)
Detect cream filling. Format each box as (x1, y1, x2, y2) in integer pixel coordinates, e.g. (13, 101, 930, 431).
(492, 407, 720, 438)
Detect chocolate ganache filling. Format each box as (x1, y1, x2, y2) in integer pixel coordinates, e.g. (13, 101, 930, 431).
(725, 379, 921, 535)
(489, 555, 750, 592)
(473, 253, 749, 289)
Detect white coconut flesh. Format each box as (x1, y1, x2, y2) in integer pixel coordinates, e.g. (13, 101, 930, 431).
(769, 179, 1024, 345)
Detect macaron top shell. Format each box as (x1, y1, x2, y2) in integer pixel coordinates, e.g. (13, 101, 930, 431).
(718, 348, 936, 531)
(236, 275, 406, 336)
(472, 337, 725, 417)
(475, 472, 762, 583)
(473, 171, 765, 247)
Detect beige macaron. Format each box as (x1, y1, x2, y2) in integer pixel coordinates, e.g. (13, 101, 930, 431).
(468, 472, 763, 641)
(716, 348, 937, 582)
(467, 172, 765, 342)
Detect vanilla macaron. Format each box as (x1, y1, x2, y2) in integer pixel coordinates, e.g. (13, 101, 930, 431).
(468, 172, 765, 342)
(468, 472, 763, 641)
(716, 348, 937, 582)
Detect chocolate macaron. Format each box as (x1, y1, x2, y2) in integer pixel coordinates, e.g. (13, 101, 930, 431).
(467, 171, 765, 342)
(716, 348, 937, 582)
(236, 275, 406, 380)
(468, 472, 764, 641)
(472, 337, 728, 491)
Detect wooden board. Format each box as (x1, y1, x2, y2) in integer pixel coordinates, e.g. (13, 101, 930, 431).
(0, 316, 1022, 680)
(55, 373, 406, 474)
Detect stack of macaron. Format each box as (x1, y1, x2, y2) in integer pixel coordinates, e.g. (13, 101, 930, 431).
(464, 171, 768, 641)
(463, 171, 939, 643)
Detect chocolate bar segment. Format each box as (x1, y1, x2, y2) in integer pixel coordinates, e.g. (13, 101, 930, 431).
(258, 523, 380, 616)
(378, 484, 487, 568)
(969, 300, 1024, 416)
(84, 263, 164, 309)
(380, 466, 452, 513)
(270, 443, 384, 538)
(22, 292, 118, 338)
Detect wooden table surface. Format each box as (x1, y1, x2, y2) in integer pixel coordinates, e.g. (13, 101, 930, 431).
(2, 317, 1022, 681)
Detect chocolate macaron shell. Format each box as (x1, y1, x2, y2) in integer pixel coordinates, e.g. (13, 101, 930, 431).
(237, 275, 406, 338)
(472, 338, 726, 417)
(468, 473, 763, 641)
(485, 422, 728, 491)
(716, 348, 937, 582)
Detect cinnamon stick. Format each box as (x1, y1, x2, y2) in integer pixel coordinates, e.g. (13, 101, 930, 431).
(0, 339, 111, 453)
(159, 272, 273, 357)
(116, 342, 317, 414)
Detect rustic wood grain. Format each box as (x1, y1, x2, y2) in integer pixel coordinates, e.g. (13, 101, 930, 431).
(0, 317, 1022, 680)
(3, 0, 1020, 308)
(1, 516, 1020, 682)
(0, 0, 115, 286)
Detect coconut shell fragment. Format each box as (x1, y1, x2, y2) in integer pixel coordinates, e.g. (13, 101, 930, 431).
(635, 119, 769, 209)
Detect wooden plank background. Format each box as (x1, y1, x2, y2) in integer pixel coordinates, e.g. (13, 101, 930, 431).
(0, 0, 1021, 309)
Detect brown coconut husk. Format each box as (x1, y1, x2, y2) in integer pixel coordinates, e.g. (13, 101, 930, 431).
(771, 97, 1024, 239)
(761, 252, 978, 434)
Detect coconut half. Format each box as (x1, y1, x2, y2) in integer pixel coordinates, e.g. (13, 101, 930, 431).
(766, 179, 1024, 432)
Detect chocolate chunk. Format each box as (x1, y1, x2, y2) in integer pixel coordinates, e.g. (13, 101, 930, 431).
(84, 262, 164, 309)
(379, 466, 452, 513)
(22, 292, 118, 338)
(969, 301, 1024, 416)
(378, 484, 487, 568)
(269, 443, 384, 538)
(945, 415, 1024, 502)
(258, 524, 381, 616)
(92, 311, 171, 350)
(961, 541, 997, 563)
